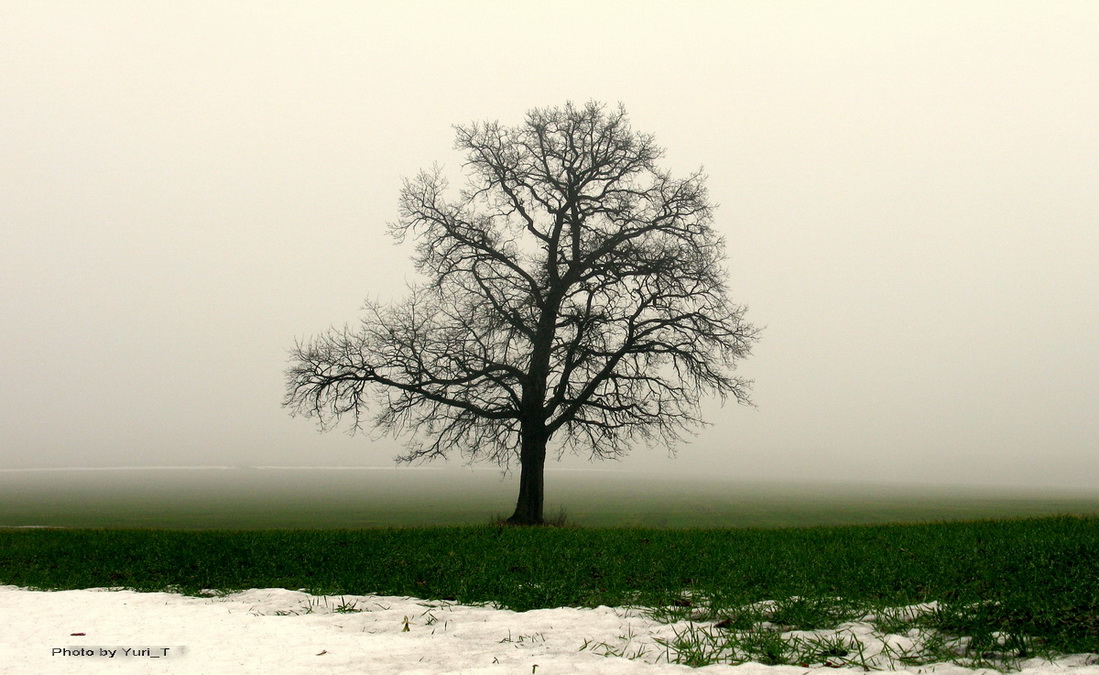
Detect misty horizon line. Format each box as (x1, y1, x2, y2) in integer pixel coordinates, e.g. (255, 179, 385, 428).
(3, 465, 1098, 495)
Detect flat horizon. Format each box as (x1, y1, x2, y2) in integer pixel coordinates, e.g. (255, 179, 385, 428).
(4, 466, 1098, 530)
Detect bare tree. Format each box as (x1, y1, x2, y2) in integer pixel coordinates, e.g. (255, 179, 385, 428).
(285, 101, 759, 525)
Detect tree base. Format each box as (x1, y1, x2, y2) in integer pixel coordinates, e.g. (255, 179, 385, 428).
(504, 513, 544, 526)
(501, 506, 569, 527)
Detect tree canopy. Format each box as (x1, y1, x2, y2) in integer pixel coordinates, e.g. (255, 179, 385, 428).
(285, 101, 759, 523)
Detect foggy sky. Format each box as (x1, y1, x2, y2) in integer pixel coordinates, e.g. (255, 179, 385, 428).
(3, 1, 1097, 488)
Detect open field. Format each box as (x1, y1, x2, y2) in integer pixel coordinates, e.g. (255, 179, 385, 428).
(2, 516, 1099, 670)
(4, 468, 1099, 669)
(3, 467, 1099, 529)
(7, 469, 1099, 668)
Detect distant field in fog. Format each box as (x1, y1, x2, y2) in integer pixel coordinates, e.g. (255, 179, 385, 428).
(3, 467, 1098, 529)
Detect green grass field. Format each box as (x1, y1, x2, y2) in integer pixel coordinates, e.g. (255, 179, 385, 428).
(2, 516, 1098, 669)
(5, 469, 1099, 668)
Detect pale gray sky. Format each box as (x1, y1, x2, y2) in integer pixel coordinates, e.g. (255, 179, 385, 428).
(3, 1, 1097, 488)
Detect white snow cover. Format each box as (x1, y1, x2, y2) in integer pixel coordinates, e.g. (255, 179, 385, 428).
(2, 586, 1098, 674)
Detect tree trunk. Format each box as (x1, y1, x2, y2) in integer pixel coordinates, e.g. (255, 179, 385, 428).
(507, 428, 547, 525)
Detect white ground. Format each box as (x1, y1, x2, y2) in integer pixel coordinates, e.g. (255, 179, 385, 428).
(2, 586, 1098, 674)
